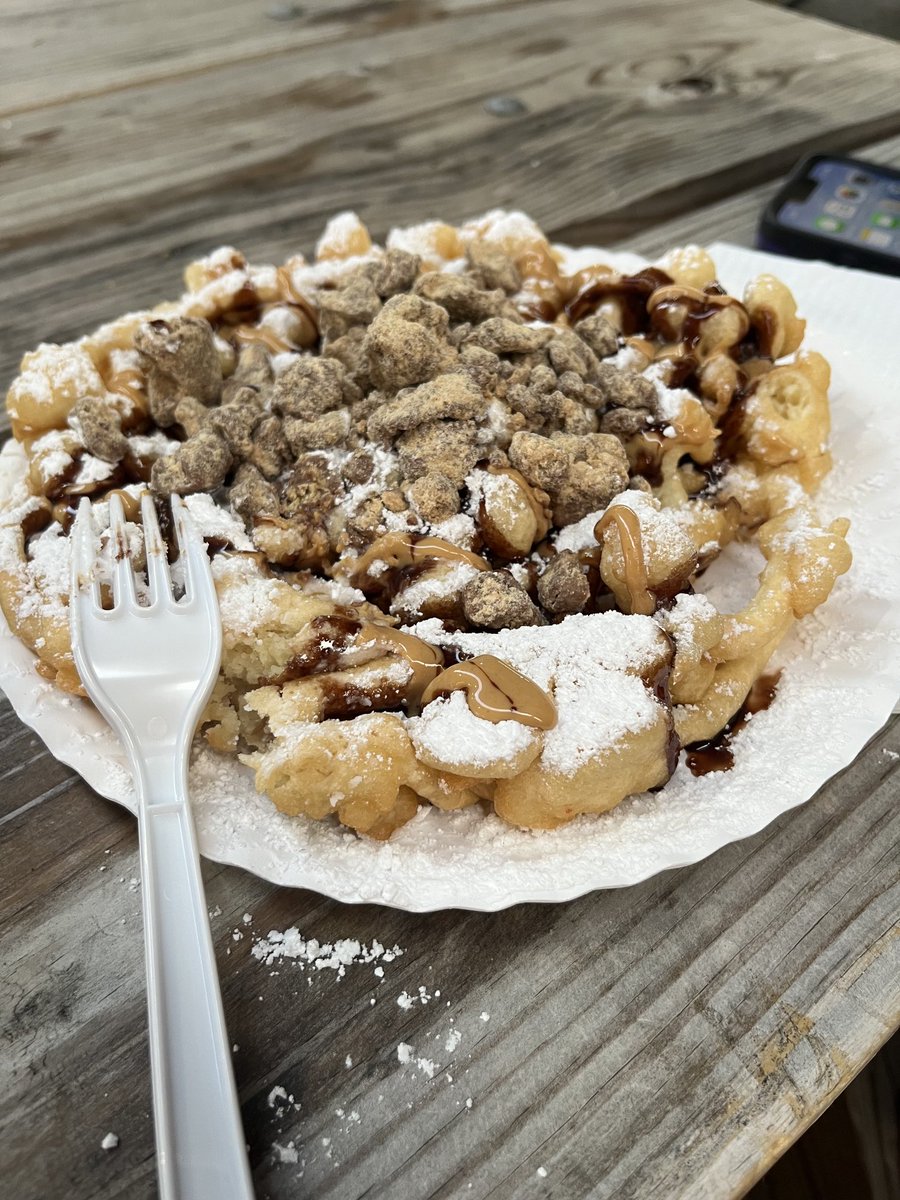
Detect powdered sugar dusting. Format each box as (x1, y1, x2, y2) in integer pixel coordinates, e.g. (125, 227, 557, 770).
(407, 689, 537, 769)
(606, 489, 697, 562)
(212, 557, 284, 634)
(390, 561, 479, 616)
(553, 508, 607, 554)
(2, 245, 898, 911)
(406, 612, 666, 775)
(182, 493, 254, 550)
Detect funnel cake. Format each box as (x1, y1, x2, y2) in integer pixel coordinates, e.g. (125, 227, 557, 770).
(1, 211, 851, 838)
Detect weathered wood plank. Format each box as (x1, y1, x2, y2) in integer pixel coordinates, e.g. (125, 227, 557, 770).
(0, 690, 897, 1200)
(2, 2, 900, 1198)
(0, 0, 524, 114)
(3, 2, 900, 433)
(4, 0, 900, 251)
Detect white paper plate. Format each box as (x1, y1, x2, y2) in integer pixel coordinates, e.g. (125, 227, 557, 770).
(3, 242, 900, 911)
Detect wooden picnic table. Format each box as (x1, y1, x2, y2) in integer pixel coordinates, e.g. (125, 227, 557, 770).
(1, 1, 899, 1196)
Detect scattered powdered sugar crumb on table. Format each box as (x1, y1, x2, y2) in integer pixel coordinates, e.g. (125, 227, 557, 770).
(100, 1132, 119, 1151)
(396, 1042, 439, 1078)
(444, 1028, 463, 1053)
(397, 986, 433, 1009)
(251, 927, 404, 978)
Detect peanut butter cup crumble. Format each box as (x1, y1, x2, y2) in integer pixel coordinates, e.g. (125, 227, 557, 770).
(1, 210, 851, 836)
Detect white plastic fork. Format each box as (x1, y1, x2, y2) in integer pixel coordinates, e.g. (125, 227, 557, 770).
(70, 493, 254, 1200)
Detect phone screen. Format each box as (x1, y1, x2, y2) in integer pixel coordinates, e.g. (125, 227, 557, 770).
(777, 159, 900, 257)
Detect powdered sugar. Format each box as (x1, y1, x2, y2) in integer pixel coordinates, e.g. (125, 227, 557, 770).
(553, 508, 607, 554)
(603, 345, 647, 372)
(316, 212, 369, 260)
(428, 512, 477, 548)
(605, 489, 697, 563)
(72, 454, 116, 488)
(4, 523, 72, 622)
(126, 431, 180, 459)
(386, 221, 459, 269)
(212, 556, 284, 633)
(252, 928, 404, 978)
(459, 209, 546, 254)
(406, 612, 666, 775)
(407, 689, 537, 769)
(182, 493, 253, 551)
(7, 342, 105, 412)
(657, 592, 718, 644)
(390, 561, 479, 616)
(396, 1042, 438, 1078)
(28, 429, 77, 481)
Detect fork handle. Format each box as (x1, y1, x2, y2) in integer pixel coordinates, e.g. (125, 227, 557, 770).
(137, 756, 255, 1200)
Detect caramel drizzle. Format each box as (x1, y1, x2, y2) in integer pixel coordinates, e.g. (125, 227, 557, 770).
(486, 464, 551, 542)
(106, 367, 145, 406)
(347, 532, 490, 581)
(593, 507, 655, 616)
(276, 266, 320, 325)
(96, 353, 146, 408)
(231, 324, 293, 354)
(421, 654, 557, 730)
(667, 403, 715, 447)
(354, 623, 444, 702)
(105, 488, 142, 522)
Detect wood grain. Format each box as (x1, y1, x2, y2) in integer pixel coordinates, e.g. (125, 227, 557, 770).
(1, 2, 899, 1198)
(3, 0, 900, 433)
(1, 696, 897, 1200)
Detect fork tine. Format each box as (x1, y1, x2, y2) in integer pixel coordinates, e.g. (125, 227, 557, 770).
(141, 493, 174, 605)
(70, 497, 102, 610)
(170, 495, 213, 605)
(108, 493, 138, 609)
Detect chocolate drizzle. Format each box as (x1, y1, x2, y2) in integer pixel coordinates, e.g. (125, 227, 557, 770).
(651, 656, 680, 780)
(685, 671, 781, 776)
(268, 614, 362, 685)
(566, 267, 674, 330)
(647, 282, 749, 352)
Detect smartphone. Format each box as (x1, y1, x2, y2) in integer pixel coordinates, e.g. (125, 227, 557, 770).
(757, 153, 900, 276)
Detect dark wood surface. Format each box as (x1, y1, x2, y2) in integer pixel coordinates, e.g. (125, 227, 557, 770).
(2, 2, 900, 1197)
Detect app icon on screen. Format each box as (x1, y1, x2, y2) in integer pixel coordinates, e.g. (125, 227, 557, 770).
(815, 215, 845, 233)
(872, 213, 898, 229)
(824, 200, 856, 219)
(861, 228, 892, 248)
(836, 186, 863, 201)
